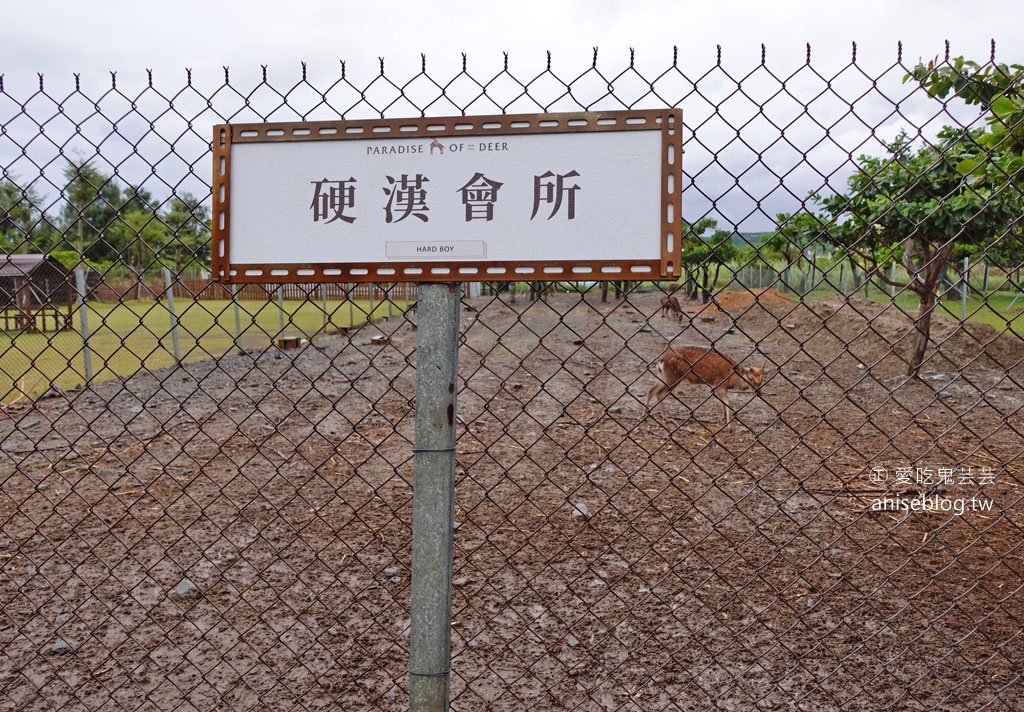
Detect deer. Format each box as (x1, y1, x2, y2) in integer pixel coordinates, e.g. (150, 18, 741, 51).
(659, 294, 685, 322)
(645, 346, 765, 424)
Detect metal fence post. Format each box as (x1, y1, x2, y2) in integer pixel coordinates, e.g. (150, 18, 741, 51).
(231, 283, 244, 354)
(277, 286, 286, 335)
(409, 282, 461, 712)
(163, 268, 181, 363)
(74, 268, 94, 381)
(322, 284, 329, 330)
(962, 256, 970, 321)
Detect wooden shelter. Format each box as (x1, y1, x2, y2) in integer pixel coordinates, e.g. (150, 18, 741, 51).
(0, 254, 73, 332)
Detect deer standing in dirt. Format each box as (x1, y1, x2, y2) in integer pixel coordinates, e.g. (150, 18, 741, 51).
(659, 294, 685, 322)
(645, 346, 765, 424)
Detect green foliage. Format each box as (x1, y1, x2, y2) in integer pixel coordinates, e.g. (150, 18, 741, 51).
(820, 128, 1018, 265)
(161, 193, 213, 268)
(49, 250, 82, 270)
(3, 156, 213, 273)
(679, 218, 738, 301)
(759, 211, 831, 293)
(59, 157, 124, 260)
(908, 56, 1024, 185)
(818, 125, 1022, 376)
(0, 179, 48, 253)
(680, 226, 738, 269)
(761, 211, 828, 262)
(114, 209, 168, 273)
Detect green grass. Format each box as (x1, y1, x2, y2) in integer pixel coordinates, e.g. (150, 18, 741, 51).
(719, 265, 1024, 335)
(0, 297, 408, 403)
(835, 287, 1024, 334)
(4, 281, 1021, 404)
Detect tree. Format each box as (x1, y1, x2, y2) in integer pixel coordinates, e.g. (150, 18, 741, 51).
(908, 56, 1024, 187)
(760, 211, 829, 293)
(910, 55, 1024, 295)
(680, 218, 737, 303)
(1, 179, 47, 254)
(100, 185, 164, 298)
(60, 156, 122, 263)
(820, 128, 1021, 377)
(161, 193, 212, 269)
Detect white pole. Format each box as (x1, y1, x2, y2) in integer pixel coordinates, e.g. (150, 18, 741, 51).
(322, 284, 328, 331)
(962, 257, 969, 321)
(74, 269, 94, 381)
(163, 268, 181, 363)
(278, 286, 285, 335)
(232, 283, 244, 354)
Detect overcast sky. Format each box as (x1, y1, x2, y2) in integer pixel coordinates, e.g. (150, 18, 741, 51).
(3, 0, 1021, 231)
(4, 0, 1017, 88)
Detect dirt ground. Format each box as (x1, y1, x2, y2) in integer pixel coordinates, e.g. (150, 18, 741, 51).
(1, 286, 1022, 711)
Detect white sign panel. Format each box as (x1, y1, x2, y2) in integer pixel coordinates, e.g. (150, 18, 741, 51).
(213, 110, 681, 283)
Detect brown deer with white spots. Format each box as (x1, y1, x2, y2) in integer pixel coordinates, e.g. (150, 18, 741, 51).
(645, 346, 764, 424)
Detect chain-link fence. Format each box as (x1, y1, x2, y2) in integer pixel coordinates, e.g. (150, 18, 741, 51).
(2, 45, 1023, 710)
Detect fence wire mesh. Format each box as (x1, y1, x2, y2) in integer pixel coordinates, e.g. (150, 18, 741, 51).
(1, 45, 1023, 710)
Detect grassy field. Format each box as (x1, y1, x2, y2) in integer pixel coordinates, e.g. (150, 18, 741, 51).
(2, 281, 1021, 404)
(730, 263, 1024, 334)
(0, 297, 408, 403)
(863, 290, 1024, 332)
(796, 284, 1024, 332)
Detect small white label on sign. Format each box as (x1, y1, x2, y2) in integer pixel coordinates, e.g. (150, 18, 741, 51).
(386, 241, 487, 260)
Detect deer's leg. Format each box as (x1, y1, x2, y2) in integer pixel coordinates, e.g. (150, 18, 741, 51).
(645, 383, 672, 420)
(715, 387, 732, 425)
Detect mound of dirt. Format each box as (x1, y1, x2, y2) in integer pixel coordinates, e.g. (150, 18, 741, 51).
(803, 294, 1023, 375)
(930, 316, 1024, 375)
(716, 288, 798, 311)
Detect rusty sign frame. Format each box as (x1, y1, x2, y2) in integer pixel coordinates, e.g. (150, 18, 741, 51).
(212, 109, 682, 284)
